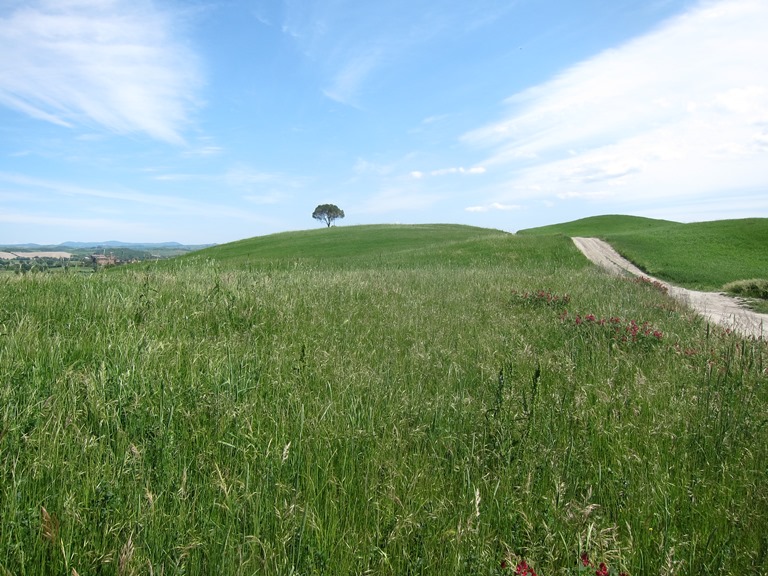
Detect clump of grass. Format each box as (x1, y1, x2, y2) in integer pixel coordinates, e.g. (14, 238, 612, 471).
(723, 278, 768, 313)
(723, 278, 768, 299)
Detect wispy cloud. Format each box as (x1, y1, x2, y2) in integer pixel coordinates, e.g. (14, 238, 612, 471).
(0, 172, 256, 220)
(150, 166, 300, 198)
(0, 0, 203, 143)
(419, 166, 487, 177)
(281, 0, 514, 106)
(0, 211, 145, 234)
(357, 186, 444, 215)
(463, 0, 768, 209)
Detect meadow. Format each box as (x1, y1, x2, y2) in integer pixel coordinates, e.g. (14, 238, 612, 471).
(1, 225, 766, 575)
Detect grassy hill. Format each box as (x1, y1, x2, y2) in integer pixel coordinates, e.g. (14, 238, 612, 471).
(520, 215, 768, 291)
(177, 224, 511, 269)
(517, 214, 677, 237)
(1, 225, 766, 574)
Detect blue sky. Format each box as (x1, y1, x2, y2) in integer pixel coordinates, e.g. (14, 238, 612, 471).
(1, 0, 767, 244)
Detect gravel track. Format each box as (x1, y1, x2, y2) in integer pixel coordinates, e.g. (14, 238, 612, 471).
(572, 237, 767, 340)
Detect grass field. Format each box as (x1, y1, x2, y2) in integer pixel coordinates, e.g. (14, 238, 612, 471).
(519, 216, 768, 293)
(1, 225, 767, 575)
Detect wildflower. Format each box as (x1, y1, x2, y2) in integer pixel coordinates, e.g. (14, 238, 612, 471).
(515, 560, 537, 576)
(595, 562, 609, 576)
(581, 552, 591, 567)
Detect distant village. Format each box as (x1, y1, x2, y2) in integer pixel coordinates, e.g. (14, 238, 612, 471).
(0, 250, 134, 272)
(0, 243, 210, 272)
(0, 247, 186, 273)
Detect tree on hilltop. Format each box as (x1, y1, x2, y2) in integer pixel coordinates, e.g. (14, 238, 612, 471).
(312, 204, 345, 227)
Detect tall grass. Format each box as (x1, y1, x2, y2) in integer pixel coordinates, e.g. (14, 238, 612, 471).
(1, 232, 766, 574)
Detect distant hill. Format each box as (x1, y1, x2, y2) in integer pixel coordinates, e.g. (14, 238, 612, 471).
(519, 215, 768, 291)
(0, 241, 214, 251)
(59, 241, 214, 250)
(517, 214, 678, 237)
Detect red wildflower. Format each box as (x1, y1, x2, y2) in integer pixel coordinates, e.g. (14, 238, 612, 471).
(581, 552, 591, 567)
(516, 560, 537, 576)
(595, 562, 609, 576)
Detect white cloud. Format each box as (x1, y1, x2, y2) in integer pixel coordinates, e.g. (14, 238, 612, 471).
(0, 0, 202, 143)
(463, 0, 768, 210)
(430, 166, 487, 176)
(410, 166, 486, 178)
(465, 202, 520, 213)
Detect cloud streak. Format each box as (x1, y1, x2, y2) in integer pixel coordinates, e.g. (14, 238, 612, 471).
(465, 202, 520, 213)
(411, 166, 486, 178)
(0, 0, 202, 143)
(281, 0, 515, 106)
(463, 0, 768, 210)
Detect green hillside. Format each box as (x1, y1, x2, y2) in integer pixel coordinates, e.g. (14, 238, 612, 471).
(520, 215, 768, 291)
(190, 224, 498, 258)
(169, 224, 532, 270)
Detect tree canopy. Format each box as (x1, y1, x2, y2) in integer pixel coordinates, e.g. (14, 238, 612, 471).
(312, 204, 345, 227)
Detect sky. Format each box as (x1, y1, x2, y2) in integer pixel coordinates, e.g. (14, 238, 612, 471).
(1, 0, 767, 244)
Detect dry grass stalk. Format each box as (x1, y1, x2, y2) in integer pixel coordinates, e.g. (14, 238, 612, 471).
(118, 534, 135, 576)
(40, 506, 59, 545)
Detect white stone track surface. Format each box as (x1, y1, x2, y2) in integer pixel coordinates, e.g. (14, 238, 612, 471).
(572, 237, 767, 340)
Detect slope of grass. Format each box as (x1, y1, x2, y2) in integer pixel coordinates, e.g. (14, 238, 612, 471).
(517, 214, 677, 238)
(1, 228, 767, 575)
(175, 224, 508, 269)
(520, 216, 768, 292)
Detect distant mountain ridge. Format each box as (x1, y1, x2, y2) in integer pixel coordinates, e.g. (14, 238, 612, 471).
(1, 241, 215, 250)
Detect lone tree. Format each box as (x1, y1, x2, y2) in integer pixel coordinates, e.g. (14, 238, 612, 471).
(312, 203, 345, 227)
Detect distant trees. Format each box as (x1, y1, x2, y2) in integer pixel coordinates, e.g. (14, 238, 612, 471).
(312, 204, 345, 227)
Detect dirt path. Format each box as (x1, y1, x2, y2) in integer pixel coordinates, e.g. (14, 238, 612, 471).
(572, 237, 767, 340)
